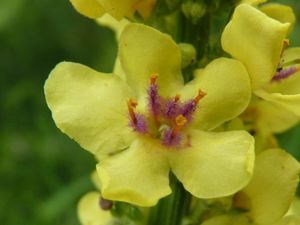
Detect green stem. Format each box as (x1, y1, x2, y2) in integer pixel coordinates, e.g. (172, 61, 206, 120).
(146, 174, 191, 225)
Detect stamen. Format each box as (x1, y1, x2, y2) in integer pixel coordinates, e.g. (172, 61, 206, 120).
(148, 73, 161, 125)
(181, 89, 206, 120)
(272, 66, 300, 81)
(280, 39, 290, 58)
(162, 115, 187, 147)
(132, 114, 148, 133)
(282, 59, 300, 67)
(127, 99, 138, 124)
(162, 128, 181, 147)
(127, 99, 148, 134)
(194, 89, 206, 104)
(127, 79, 206, 148)
(163, 94, 181, 119)
(171, 115, 187, 138)
(150, 73, 158, 84)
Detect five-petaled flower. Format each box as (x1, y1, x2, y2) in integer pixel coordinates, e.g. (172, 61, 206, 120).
(45, 23, 255, 206)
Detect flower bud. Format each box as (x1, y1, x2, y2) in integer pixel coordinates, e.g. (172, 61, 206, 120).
(182, 2, 206, 24)
(179, 43, 196, 68)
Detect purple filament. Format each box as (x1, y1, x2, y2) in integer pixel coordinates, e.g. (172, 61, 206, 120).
(148, 84, 161, 117)
(180, 100, 197, 121)
(163, 99, 181, 119)
(272, 66, 298, 81)
(162, 128, 181, 147)
(129, 113, 148, 134)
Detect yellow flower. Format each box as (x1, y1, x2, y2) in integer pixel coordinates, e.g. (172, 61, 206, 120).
(222, 4, 300, 135)
(45, 23, 254, 206)
(201, 149, 300, 225)
(69, 0, 156, 20)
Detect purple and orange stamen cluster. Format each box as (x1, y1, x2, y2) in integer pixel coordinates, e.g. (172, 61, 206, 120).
(127, 74, 206, 148)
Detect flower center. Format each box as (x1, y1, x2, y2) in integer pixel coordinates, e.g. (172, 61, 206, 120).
(127, 74, 206, 148)
(272, 39, 300, 82)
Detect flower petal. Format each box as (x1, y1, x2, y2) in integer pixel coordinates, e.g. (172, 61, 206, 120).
(180, 58, 251, 131)
(288, 198, 300, 216)
(255, 100, 299, 134)
(260, 3, 296, 31)
(221, 4, 290, 89)
(201, 215, 251, 225)
(240, 0, 266, 5)
(168, 130, 255, 199)
(135, 0, 157, 19)
(255, 89, 300, 117)
(97, 0, 137, 20)
(240, 149, 300, 224)
(282, 47, 300, 64)
(91, 171, 102, 190)
(265, 72, 300, 96)
(97, 137, 171, 206)
(96, 14, 129, 39)
(44, 62, 135, 159)
(254, 131, 278, 154)
(119, 23, 183, 98)
(274, 216, 300, 225)
(262, 48, 300, 98)
(77, 192, 111, 225)
(70, 0, 104, 18)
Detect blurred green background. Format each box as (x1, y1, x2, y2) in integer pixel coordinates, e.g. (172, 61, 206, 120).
(0, 0, 299, 225)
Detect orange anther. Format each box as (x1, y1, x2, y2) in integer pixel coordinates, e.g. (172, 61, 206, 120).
(283, 39, 290, 47)
(175, 115, 187, 126)
(128, 99, 137, 108)
(127, 99, 138, 124)
(150, 73, 158, 85)
(171, 115, 187, 138)
(175, 94, 180, 102)
(194, 89, 206, 104)
(280, 39, 290, 57)
(296, 66, 300, 72)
